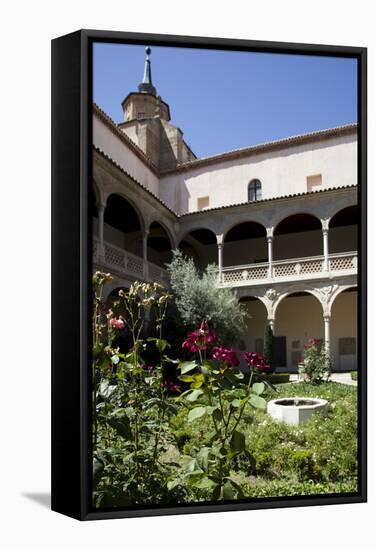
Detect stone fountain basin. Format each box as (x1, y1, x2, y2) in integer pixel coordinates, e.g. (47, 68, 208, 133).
(267, 397, 328, 426)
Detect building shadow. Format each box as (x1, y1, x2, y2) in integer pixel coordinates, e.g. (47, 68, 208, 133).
(22, 492, 51, 509)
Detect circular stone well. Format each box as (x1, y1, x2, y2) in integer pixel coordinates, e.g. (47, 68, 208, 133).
(267, 397, 328, 425)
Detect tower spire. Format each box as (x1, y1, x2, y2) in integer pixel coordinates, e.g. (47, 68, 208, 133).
(138, 47, 157, 96)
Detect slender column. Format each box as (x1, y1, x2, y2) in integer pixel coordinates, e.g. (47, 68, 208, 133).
(97, 203, 105, 259)
(218, 243, 223, 283)
(142, 230, 149, 280)
(266, 229, 274, 278)
(322, 220, 329, 272)
(217, 236, 224, 283)
(268, 317, 275, 332)
(324, 314, 331, 355)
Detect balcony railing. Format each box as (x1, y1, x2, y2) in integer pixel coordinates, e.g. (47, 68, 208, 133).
(94, 239, 357, 289)
(93, 238, 169, 286)
(220, 251, 357, 286)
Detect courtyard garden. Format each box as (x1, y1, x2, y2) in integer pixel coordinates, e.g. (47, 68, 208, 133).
(92, 253, 358, 509)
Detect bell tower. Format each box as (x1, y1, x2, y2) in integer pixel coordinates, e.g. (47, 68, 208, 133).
(118, 47, 196, 171)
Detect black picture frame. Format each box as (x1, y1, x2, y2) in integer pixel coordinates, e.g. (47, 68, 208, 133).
(51, 29, 367, 521)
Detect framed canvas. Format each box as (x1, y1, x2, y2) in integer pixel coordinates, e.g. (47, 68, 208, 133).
(51, 30, 367, 520)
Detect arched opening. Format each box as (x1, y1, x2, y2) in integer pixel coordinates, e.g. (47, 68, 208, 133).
(329, 205, 358, 254)
(224, 222, 267, 267)
(274, 291, 323, 371)
(237, 297, 268, 363)
(274, 214, 322, 260)
(104, 194, 143, 257)
(331, 287, 357, 371)
(147, 222, 173, 268)
(178, 228, 217, 271)
(248, 179, 262, 202)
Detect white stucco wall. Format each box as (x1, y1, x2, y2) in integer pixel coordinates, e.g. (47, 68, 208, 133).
(93, 113, 159, 196)
(159, 132, 357, 214)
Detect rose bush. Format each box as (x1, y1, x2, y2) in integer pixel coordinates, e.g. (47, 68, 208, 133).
(176, 320, 273, 500)
(92, 273, 187, 507)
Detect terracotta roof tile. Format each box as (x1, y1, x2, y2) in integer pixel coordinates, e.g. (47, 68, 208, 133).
(161, 124, 358, 175)
(179, 184, 357, 217)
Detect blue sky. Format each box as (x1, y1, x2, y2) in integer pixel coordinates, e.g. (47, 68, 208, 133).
(93, 43, 357, 158)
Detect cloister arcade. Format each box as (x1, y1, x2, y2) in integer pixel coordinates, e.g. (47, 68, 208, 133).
(91, 153, 358, 372)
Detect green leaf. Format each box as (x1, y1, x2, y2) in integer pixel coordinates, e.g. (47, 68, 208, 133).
(230, 398, 241, 408)
(108, 412, 132, 440)
(252, 382, 265, 395)
(179, 361, 197, 374)
(222, 480, 236, 500)
(196, 447, 210, 472)
(99, 380, 117, 399)
(192, 476, 217, 490)
(249, 394, 267, 409)
(191, 373, 205, 389)
(188, 406, 206, 422)
(167, 479, 181, 491)
(230, 430, 246, 452)
(186, 389, 204, 402)
(111, 354, 120, 365)
(179, 375, 196, 382)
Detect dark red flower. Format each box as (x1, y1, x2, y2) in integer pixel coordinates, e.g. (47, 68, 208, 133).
(182, 320, 216, 353)
(212, 346, 239, 367)
(161, 379, 181, 394)
(243, 351, 271, 372)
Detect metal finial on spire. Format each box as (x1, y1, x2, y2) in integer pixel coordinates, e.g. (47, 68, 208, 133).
(138, 47, 157, 95)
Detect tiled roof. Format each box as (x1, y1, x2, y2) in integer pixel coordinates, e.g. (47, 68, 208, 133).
(94, 144, 357, 219)
(179, 185, 358, 218)
(93, 146, 177, 218)
(161, 124, 358, 175)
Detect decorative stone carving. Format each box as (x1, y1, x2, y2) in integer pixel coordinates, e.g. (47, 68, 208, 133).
(265, 288, 277, 302)
(317, 284, 339, 304)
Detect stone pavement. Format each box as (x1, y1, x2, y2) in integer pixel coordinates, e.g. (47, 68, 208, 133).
(289, 372, 357, 386)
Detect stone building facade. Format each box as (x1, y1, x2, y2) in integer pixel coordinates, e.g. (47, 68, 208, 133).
(92, 48, 358, 372)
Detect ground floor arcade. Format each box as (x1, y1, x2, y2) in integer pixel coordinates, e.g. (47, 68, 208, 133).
(237, 285, 357, 372)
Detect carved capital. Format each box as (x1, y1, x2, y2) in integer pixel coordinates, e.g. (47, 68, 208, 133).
(317, 284, 338, 304)
(216, 234, 224, 246)
(321, 218, 330, 232)
(265, 288, 278, 302)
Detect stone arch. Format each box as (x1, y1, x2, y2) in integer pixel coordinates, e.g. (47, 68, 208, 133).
(274, 213, 322, 260)
(102, 279, 133, 302)
(272, 208, 322, 231)
(223, 221, 267, 267)
(273, 287, 324, 319)
(147, 221, 174, 268)
(147, 219, 175, 250)
(238, 295, 269, 357)
(330, 286, 358, 371)
(274, 290, 325, 370)
(104, 193, 144, 257)
(178, 227, 217, 270)
(104, 191, 146, 235)
(328, 205, 358, 254)
(326, 195, 357, 220)
(327, 283, 358, 315)
(222, 215, 267, 238)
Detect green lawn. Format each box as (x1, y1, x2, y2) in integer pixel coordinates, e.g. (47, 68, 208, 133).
(171, 382, 358, 499)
